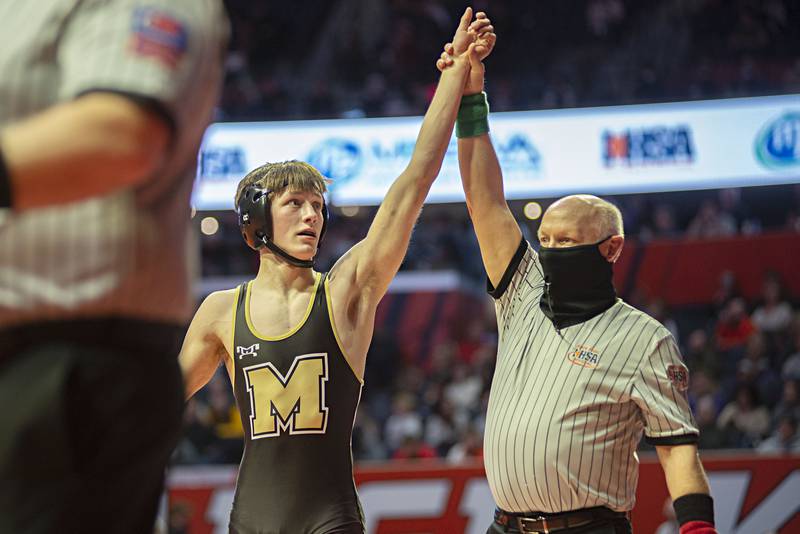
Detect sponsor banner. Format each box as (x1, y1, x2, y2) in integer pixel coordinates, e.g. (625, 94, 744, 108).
(194, 94, 800, 209)
(168, 455, 800, 533)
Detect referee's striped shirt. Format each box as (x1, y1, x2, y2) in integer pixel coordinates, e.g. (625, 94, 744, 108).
(0, 0, 227, 327)
(484, 238, 698, 514)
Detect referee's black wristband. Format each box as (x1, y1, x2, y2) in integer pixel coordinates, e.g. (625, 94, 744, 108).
(0, 144, 13, 209)
(673, 493, 715, 526)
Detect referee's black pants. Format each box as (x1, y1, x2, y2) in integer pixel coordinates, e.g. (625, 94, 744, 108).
(0, 318, 185, 534)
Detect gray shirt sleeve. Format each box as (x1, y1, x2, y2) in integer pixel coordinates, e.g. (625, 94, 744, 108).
(57, 0, 227, 130)
(490, 239, 545, 336)
(631, 334, 700, 445)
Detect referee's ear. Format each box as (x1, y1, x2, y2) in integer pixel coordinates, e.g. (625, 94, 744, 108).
(601, 235, 625, 263)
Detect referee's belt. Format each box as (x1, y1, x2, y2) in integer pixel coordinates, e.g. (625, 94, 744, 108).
(494, 506, 627, 533)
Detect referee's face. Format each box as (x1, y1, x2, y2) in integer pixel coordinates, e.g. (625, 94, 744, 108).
(538, 207, 595, 249)
(539, 204, 624, 263)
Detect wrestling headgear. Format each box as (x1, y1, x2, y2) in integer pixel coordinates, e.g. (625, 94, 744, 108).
(236, 184, 328, 268)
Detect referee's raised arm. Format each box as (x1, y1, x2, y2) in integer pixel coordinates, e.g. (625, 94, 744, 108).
(438, 19, 522, 288)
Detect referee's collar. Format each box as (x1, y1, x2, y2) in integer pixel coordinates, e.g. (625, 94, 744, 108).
(540, 294, 619, 330)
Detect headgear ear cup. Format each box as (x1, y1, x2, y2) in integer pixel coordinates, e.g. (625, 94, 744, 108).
(236, 185, 273, 251)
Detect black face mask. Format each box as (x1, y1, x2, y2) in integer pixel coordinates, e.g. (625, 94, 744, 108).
(538, 236, 617, 330)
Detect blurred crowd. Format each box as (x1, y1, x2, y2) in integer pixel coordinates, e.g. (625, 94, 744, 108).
(681, 272, 800, 454)
(201, 184, 800, 279)
(218, 0, 800, 121)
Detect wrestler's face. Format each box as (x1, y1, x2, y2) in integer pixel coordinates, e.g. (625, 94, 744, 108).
(270, 189, 325, 260)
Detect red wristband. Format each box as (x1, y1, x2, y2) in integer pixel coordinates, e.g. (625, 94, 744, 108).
(679, 520, 717, 534)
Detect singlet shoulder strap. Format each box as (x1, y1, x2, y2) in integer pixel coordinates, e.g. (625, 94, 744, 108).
(235, 281, 249, 322)
(315, 272, 329, 303)
(232, 281, 253, 340)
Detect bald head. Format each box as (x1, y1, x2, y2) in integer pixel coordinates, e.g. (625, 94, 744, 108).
(542, 195, 624, 243)
(538, 195, 625, 261)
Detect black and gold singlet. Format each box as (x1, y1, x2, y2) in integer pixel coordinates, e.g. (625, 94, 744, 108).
(228, 272, 364, 534)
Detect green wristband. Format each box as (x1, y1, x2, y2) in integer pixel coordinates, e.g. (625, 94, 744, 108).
(456, 92, 490, 138)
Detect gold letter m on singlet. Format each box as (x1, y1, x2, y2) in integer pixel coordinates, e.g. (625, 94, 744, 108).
(243, 353, 329, 439)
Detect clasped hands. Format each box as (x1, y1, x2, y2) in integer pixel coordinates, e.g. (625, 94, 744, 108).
(437, 8, 497, 93)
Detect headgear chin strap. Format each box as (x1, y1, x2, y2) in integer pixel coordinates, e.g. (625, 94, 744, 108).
(236, 184, 328, 268)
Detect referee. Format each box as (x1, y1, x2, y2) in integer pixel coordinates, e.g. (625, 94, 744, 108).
(0, 1, 227, 532)
(438, 20, 719, 534)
